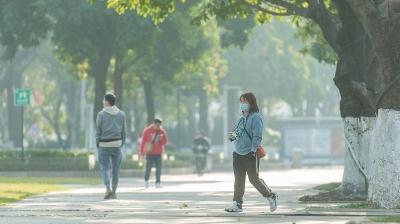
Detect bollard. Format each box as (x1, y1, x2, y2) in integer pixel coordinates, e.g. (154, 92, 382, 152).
(292, 148, 303, 169)
(162, 153, 168, 161)
(88, 153, 95, 170)
(219, 152, 224, 164)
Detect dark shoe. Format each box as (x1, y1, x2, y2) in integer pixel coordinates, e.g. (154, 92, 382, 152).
(104, 187, 112, 199)
(110, 192, 117, 199)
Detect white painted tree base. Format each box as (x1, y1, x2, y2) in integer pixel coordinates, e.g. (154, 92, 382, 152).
(369, 109, 400, 208)
(341, 117, 375, 195)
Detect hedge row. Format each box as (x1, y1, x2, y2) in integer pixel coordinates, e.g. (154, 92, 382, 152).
(0, 149, 92, 159)
(0, 149, 197, 171)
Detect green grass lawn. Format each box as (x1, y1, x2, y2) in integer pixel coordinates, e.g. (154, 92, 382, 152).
(0, 177, 102, 206)
(313, 182, 341, 191)
(371, 216, 400, 222)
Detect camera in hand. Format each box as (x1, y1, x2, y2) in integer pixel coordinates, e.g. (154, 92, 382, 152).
(229, 133, 238, 142)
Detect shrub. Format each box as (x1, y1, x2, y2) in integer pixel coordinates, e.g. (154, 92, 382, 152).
(0, 149, 194, 171)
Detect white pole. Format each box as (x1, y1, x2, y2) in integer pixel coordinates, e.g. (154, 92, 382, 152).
(85, 104, 94, 152)
(223, 86, 228, 159)
(223, 85, 242, 159)
(80, 79, 86, 131)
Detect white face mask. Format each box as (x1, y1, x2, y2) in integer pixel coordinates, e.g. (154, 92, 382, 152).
(240, 103, 249, 112)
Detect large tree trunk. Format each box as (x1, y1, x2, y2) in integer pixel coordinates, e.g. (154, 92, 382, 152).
(332, 0, 379, 198)
(92, 18, 116, 122)
(186, 95, 196, 142)
(251, 0, 381, 201)
(1, 65, 10, 143)
(113, 51, 124, 110)
(141, 79, 155, 125)
(198, 88, 209, 135)
(6, 62, 22, 148)
(345, 0, 400, 208)
(340, 117, 375, 197)
(0, 94, 6, 143)
(300, 1, 380, 201)
(132, 94, 142, 141)
(4, 49, 33, 148)
(93, 44, 114, 122)
(369, 109, 400, 208)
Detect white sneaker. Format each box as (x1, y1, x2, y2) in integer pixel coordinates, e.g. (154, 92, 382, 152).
(266, 193, 278, 212)
(155, 182, 162, 188)
(145, 181, 149, 189)
(224, 201, 243, 212)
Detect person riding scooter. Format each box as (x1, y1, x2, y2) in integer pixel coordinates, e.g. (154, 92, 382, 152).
(191, 130, 211, 176)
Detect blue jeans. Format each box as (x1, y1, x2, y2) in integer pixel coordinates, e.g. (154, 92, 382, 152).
(144, 154, 162, 183)
(98, 147, 122, 192)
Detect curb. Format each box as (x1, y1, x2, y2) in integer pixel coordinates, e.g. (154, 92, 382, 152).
(0, 162, 290, 178)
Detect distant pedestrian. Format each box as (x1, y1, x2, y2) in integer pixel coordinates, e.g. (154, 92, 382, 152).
(191, 129, 211, 176)
(96, 93, 127, 199)
(225, 92, 278, 212)
(139, 118, 168, 188)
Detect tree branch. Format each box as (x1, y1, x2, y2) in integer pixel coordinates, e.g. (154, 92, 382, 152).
(328, 10, 341, 24)
(132, 53, 146, 65)
(241, 0, 295, 16)
(243, 0, 340, 55)
(262, 0, 310, 18)
(40, 98, 64, 145)
(40, 107, 56, 128)
(307, 0, 340, 55)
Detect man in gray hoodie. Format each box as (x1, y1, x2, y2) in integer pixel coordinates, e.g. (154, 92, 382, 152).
(96, 93, 126, 199)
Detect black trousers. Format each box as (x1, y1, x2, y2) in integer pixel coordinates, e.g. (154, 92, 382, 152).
(233, 152, 273, 204)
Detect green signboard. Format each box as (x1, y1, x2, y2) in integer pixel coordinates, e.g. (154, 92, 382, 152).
(14, 89, 31, 106)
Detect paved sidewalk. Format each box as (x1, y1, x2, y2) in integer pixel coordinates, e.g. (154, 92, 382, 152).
(0, 167, 393, 224)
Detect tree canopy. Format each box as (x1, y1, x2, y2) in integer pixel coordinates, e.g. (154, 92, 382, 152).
(0, 0, 52, 60)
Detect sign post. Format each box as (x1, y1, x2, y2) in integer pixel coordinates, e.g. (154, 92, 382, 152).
(14, 89, 31, 162)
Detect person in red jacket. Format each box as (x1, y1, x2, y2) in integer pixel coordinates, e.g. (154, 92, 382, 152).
(139, 118, 168, 188)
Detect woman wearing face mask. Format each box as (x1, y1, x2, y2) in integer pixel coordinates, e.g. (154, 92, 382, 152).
(225, 92, 278, 213)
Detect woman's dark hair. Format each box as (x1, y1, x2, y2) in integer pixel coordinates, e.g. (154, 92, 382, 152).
(239, 92, 259, 113)
(104, 94, 116, 106)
